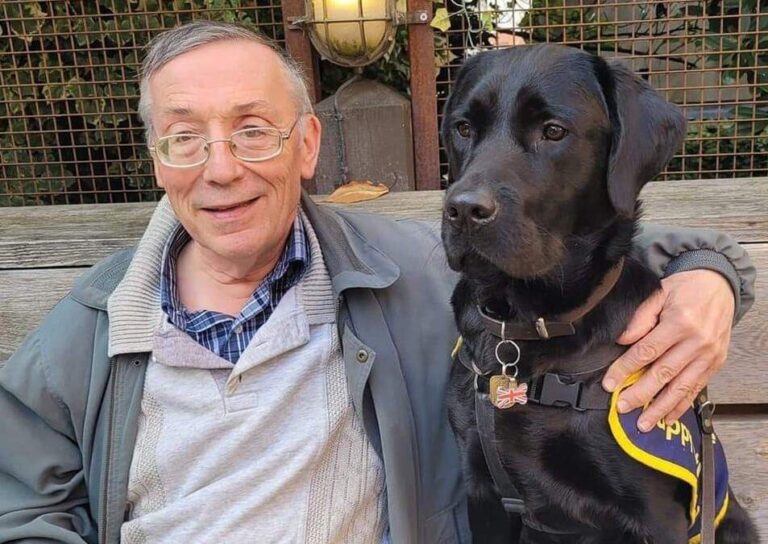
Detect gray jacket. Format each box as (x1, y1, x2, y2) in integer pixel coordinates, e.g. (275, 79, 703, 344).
(0, 194, 755, 544)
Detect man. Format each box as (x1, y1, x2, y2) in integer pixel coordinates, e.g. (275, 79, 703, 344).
(0, 20, 755, 544)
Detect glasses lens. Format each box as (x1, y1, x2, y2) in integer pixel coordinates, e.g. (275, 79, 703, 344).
(231, 128, 281, 160)
(157, 134, 207, 166)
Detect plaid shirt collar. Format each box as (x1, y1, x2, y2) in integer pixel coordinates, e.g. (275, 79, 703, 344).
(159, 213, 309, 336)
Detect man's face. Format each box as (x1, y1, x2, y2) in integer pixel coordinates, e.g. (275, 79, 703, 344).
(149, 40, 320, 266)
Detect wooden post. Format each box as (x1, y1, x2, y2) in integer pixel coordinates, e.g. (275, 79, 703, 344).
(282, 0, 322, 103)
(406, 0, 440, 190)
(282, 0, 321, 192)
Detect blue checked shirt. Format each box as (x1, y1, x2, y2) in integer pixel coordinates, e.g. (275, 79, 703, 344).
(160, 214, 309, 364)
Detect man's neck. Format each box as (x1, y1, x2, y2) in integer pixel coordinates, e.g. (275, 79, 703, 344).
(176, 240, 285, 316)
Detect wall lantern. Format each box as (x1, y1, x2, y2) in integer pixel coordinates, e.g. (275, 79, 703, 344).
(297, 0, 399, 67)
(291, 0, 422, 193)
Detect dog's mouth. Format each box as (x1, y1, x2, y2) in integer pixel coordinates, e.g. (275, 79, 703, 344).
(446, 246, 498, 277)
(443, 221, 564, 280)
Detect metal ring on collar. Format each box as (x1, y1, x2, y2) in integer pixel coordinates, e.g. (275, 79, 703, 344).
(495, 339, 521, 379)
(697, 399, 716, 416)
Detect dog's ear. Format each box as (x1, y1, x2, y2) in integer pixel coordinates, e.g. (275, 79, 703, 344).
(597, 59, 687, 217)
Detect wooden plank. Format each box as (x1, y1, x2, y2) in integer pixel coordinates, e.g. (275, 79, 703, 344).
(1, 245, 765, 405)
(0, 268, 82, 361)
(0, 279, 764, 533)
(716, 415, 768, 538)
(713, 243, 768, 404)
(0, 285, 764, 537)
(281, 0, 321, 104)
(407, 0, 440, 189)
(0, 177, 765, 269)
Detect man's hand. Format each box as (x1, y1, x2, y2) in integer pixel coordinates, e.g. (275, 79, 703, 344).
(602, 270, 735, 432)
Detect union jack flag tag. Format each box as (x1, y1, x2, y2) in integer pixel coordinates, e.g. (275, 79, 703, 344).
(490, 375, 528, 409)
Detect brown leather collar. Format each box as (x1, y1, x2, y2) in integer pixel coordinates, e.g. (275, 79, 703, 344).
(478, 257, 625, 340)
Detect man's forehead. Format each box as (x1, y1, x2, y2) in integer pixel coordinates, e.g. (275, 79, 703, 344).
(159, 99, 277, 117)
(149, 41, 291, 119)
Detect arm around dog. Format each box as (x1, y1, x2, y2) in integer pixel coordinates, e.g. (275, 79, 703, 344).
(607, 223, 754, 428)
(634, 223, 755, 322)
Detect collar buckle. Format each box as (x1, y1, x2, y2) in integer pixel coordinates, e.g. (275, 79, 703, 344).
(535, 317, 550, 339)
(537, 374, 584, 411)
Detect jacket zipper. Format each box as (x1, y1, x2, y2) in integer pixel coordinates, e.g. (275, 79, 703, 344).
(98, 357, 121, 544)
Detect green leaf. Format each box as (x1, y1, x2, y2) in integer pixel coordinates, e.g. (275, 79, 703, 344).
(430, 7, 451, 32)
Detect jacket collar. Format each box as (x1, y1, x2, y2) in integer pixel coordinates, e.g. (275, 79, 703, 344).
(105, 192, 400, 357)
(300, 192, 400, 293)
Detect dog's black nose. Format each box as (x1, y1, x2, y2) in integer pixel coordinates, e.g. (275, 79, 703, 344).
(445, 189, 498, 226)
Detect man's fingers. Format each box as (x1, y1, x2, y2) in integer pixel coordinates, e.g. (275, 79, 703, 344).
(612, 341, 692, 413)
(665, 398, 694, 426)
(603, 325, 677, 393)
(635, 361, 711, 432)
(616, 288, 664, 345)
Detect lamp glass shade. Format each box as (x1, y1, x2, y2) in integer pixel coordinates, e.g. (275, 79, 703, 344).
(308, 0, 394, 66)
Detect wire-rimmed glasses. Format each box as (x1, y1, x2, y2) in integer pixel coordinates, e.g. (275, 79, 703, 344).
(149, 118, 300, 168)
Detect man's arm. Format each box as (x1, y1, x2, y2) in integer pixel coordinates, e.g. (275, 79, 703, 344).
(604, 223, 756, 430)
(0, 305, 95, 543)
(634, 223, 755, 321)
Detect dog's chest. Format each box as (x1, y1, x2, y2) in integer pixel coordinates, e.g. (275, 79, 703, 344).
(494, 406, 616, 482)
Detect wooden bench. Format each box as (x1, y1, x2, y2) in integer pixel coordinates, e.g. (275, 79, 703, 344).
(1, 177, 766, 533)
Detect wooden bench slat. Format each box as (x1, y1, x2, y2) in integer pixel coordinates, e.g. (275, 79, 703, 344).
(0, 268, 82, 360)
(2, 243, 765, 404)
(0, 288, 765, 537)
(716, 414, 768, 538)
(1, 177, 766, 269)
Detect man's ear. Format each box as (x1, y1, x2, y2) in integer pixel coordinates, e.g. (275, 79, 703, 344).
(597, 58, 687, 217)
(299, 114, 322, 181)
(153, 158, 166, 189)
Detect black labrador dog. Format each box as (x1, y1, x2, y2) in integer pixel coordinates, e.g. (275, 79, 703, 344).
(441, 44, 758, 543)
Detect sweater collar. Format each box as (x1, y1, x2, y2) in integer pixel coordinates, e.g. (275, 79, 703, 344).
(107, 193, 400, 357)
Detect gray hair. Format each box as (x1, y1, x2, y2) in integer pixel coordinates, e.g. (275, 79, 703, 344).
(138, 20, 313, 143)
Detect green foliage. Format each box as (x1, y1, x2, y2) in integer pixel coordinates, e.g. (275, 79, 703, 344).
(522, 0, 767, 179)
(322, 0, 766, 180)
(1, 1, 765, 206)
(0, 1, 283, 206)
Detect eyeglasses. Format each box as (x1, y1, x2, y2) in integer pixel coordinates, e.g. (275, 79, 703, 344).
(149, 118, 300, 168)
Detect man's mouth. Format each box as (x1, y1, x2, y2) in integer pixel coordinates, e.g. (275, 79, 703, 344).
(201, 197, 259, 219)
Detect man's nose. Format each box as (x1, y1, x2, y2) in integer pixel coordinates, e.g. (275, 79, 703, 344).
(444, 187, 499, 227)
(203, 140, 241, 184)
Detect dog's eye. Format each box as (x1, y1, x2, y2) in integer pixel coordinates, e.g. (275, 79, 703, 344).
(456, 122, 472, 138)
(543, 124, 567, 141)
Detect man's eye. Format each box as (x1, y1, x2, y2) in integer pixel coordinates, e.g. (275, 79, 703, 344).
(173, 134, 197, 143)
(243, 128, 271, 136)
(456, 122, 472, 138)
(543, 124, 567, 141)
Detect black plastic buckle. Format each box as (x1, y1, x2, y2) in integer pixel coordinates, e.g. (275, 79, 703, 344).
(501, 497, 526, 514)
(539, 374, 584, 411)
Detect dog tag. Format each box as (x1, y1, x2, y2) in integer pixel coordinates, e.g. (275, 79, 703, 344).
(490, 375, 528, 409)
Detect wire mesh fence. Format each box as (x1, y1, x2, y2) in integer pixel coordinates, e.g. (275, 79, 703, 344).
(0, 1, 285, 206)
(1, 1, 766, 205)
(434, 0, 768, 183)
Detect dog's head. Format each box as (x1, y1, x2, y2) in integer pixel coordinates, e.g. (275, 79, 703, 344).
(441, 45, 686, 279)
